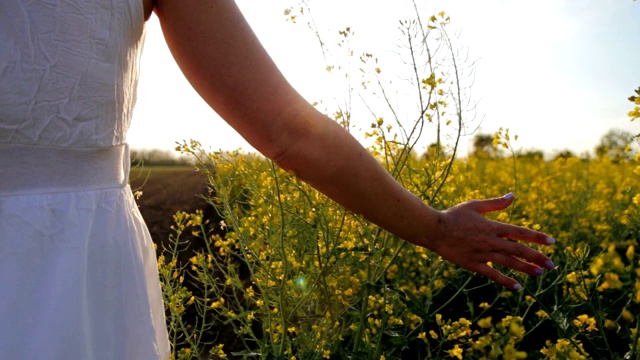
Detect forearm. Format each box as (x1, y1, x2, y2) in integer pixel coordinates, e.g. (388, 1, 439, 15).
(272, 106, 441, 248)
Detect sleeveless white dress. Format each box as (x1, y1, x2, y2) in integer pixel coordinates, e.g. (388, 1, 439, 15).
(0, 0, 170, 359)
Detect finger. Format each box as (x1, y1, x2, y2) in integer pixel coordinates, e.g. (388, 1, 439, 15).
(493, 221, 555, 246)
(465, 193, 514, 214)
(471, 263, 521, 290)
(487, 252, 544, 277)
(498, 237, 556, 270)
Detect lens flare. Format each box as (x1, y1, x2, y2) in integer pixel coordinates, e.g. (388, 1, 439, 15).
(294, 276, 308, 293)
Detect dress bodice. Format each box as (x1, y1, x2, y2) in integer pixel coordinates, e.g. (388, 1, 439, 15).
(0, 0, 145, 147)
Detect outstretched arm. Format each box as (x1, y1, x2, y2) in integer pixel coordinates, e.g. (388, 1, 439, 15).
(153, 0, 554, 290)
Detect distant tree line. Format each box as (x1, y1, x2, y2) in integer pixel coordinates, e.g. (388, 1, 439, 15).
(468, 128, 638, 162)
(130, 148, 193, 166)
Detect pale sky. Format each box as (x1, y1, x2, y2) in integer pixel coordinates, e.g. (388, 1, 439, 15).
(129, 0, 640, 157)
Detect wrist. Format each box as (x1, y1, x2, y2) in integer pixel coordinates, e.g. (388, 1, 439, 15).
(404, 201, 445, 251)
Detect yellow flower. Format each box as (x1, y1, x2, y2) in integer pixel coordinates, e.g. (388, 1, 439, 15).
(627, 245, 635, 261)
(477, 316, 492, 329)
(499, 291, 513, 298)
(344, 288, 354, 296)
(597, 272, 622, 291)
(573, 314, 598, 332)
(211, 344, 227, 359)
(504, 344, 527, 359)
(536, 310, 549, 319)
(210, 297, 225, 309)
(508, 318, 526, 340)
(448, 344, 463, 360)
(540, 338, 588, 359)
(604, 319, 616, 329)
(385, 304, 394, 314)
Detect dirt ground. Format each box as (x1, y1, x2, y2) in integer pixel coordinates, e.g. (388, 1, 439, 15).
(130, 166, 239, 353)
(129, 166, 211, 247)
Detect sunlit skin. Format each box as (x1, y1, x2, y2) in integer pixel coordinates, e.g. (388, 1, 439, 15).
(143, 0, 554, 290)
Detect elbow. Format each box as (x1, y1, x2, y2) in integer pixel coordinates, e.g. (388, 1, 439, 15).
(269, 141, 297, 173)
(267, 121, 313, 176)
(263, 103, 320, 174)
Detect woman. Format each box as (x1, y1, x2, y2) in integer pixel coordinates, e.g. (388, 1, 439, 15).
(0, 0, 554, 358)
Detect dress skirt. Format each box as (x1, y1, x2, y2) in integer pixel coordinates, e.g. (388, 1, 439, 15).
(0, 144, 170, 359)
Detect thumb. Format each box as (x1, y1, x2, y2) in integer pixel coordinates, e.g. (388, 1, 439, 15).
(466, 192, 515, 214)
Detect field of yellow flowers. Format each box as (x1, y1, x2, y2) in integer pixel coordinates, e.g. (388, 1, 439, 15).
(158, 129, 640, 359)
(156, 8, 640, 358)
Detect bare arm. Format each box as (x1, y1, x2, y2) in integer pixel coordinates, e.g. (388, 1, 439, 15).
(153, 0, 554, 290)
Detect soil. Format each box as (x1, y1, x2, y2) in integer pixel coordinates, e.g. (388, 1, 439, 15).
(129, 166, 211, 247)
(129, 166, 240, 355)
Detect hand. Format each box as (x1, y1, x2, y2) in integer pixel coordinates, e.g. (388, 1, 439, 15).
(422, 193, 555, 290)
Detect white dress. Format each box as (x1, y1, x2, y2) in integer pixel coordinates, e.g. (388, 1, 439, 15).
(0, 0, 170, 359)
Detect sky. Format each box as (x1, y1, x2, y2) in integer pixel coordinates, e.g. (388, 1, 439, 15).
(129, 0, 640, 157)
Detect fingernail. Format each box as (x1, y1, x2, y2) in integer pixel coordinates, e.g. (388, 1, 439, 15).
(513, 283, 522, 291)
(545, 237, 556, 245)
(545, 260, 555, 269)
(503, 192, 514, 200)
(534, 268, 543, 276)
